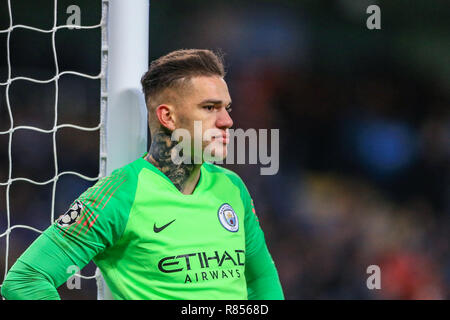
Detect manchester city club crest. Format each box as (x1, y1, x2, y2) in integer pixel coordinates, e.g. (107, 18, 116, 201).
(217, 203, 239, 232)
(57, 200, 84, 227)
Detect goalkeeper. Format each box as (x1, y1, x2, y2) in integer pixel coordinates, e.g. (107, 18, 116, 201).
(1, 49, 284, 300)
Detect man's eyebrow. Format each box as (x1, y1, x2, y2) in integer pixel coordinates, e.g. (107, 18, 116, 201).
(198, 99, 232, 106)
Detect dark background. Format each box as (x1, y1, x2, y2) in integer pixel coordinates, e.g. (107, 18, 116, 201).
(0, 0, 449, 299)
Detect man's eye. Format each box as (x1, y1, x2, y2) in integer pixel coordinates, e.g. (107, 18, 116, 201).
(204, 105, 214, 111)
(226, 107, 232, 113)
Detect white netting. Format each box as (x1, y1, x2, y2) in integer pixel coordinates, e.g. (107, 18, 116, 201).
(0, 0, 109, 290)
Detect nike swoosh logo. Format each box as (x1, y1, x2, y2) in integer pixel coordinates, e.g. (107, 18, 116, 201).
(153, 219, 176, 233)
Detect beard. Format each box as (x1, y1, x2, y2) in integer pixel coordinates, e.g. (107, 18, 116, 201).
(202, 139, 228, 163)
(169, 125, 229, 165)
(201, 127, 229, 163)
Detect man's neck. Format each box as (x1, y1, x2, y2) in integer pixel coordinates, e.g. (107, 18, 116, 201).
(145, 128, 201, 195)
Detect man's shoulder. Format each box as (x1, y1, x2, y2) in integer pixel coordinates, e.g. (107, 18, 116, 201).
(80, 157, 144, 203)
(109, 156, 144, 179)
(202, 162, 248, 190)
(203, 161, 240, 177)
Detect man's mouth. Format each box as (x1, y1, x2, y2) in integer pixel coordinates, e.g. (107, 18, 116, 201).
(212, 133, 229, 144)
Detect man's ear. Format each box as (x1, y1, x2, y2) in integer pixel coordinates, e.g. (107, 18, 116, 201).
(155, 104, 176, 131)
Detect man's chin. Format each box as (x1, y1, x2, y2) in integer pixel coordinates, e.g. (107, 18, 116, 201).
(203, 145, 228, 163)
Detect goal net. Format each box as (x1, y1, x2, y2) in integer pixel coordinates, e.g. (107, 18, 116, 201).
(0, 0, 149, 299)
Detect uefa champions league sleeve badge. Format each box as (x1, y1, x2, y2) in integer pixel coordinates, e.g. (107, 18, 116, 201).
(57, 200, 84, 227)
(218, 203, 239, 232)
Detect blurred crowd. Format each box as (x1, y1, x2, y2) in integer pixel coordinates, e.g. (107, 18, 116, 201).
(228, 59, 449, 299)
(1, 0, 449, 299)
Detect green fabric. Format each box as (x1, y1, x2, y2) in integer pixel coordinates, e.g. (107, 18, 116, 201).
(1, 154, 283, 300)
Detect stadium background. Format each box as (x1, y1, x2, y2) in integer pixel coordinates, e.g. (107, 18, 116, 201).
(0, 0, 448, 299)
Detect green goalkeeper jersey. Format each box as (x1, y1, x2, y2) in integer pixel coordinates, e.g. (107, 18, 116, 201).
(1, 154, 284, 300)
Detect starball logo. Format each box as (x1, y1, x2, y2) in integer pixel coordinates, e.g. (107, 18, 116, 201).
(158, 249, 245, 284)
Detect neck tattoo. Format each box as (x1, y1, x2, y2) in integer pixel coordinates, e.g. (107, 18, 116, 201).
(146, 128, 198, 192)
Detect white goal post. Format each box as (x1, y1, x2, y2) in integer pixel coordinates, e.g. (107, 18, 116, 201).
(96, 0, 149, 299)
(0, 0, 148, 300)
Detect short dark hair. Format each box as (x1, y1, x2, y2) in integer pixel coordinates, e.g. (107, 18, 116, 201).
(141, 49, 226, 105)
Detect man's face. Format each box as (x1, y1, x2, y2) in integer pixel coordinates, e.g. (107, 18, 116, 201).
(173, 75, 233, 163)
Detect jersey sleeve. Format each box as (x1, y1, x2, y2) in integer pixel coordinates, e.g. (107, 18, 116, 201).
(1, 167, 138, 300)
(241, 184, 284, 300)
(46, 167, 135, 266)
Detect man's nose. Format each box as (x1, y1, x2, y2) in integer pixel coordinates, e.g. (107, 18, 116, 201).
(216, 107, 233, 129)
